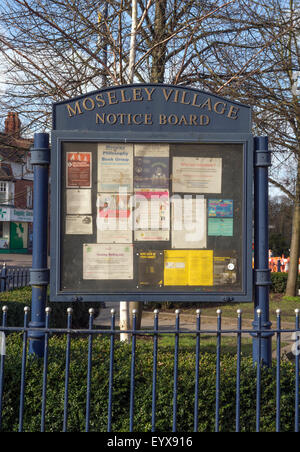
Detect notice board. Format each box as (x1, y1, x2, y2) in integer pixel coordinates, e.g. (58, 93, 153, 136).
(51, 84, 253, 302)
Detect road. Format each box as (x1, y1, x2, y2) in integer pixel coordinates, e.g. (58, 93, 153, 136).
(0, 254, 33, 268)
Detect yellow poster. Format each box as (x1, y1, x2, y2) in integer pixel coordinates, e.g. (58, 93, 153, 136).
(164, 250, 213, 286)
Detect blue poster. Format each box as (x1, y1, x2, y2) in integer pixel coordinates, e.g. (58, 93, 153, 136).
(208, 199, 233, 217)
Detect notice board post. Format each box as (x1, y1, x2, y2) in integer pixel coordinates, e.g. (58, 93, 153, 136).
(253, 136, 272, 367)
(29, 133, 50, 357)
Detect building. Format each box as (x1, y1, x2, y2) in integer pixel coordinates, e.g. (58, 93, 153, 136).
(0, 112, 33, 254)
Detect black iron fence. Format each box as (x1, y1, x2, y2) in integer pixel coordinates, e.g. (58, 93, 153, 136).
(0, 306, 300, 432)
(0, 265, 30, 292)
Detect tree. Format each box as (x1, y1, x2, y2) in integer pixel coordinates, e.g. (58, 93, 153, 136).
(0, 0, 247, 132)
(192, 0, 300, 295)
(269, 195, 293, 256)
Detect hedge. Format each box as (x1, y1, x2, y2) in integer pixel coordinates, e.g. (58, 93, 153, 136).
(0, 287, 101, 328)
(0, 334, 297, 432)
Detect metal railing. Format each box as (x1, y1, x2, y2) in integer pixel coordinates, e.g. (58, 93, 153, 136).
(0, 265, 30, 292)
(0, 306, 300, 432)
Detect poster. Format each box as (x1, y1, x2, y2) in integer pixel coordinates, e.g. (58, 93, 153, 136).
(66, 189, 92, 214)
(0, 239, 8, 249)
(134, 144, 169, 189)
(134, 190, 170, 241)
(208, 199, 233, 217)
(164, 250, 213, 286)
(138, 251, 164, 287)
(208, 218, 233, 236)
(214, 257, 237, 285)
(172, 157, 222, 193)
(83, 244, 133, 280)
(66, 152, 91, 188)
(97, 193, 132, 243)
(65, 215, 93, 235)
(98, 143, 133, 192)
(172, 197, 207, 248)
(10, 222, 28, 249)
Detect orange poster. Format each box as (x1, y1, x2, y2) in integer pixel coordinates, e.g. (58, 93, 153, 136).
(67, 152, 92, 188)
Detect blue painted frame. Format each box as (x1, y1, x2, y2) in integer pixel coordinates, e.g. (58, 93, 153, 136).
(50, 84, 253, 303)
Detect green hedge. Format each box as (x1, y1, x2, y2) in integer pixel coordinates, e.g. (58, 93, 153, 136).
(0, 287, 101, 328)
(270, 273, 300, 293)
(0, 335, 297, 432)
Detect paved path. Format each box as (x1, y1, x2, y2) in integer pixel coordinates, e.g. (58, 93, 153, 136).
(0, 254, 33, 267)
(95, 302, 296, 359)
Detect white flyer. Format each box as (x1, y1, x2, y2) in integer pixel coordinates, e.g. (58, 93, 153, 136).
(65, 215, 93, 235)
(172, 157, 222, 193)
(66, 189, 92, 214)
(134, 190, 170, 241)
(171, 197, 207, 249)
(134, 143, 170, 157)
(98, 143, 133, 192)
(83, 244, 133, 280)
(97, 193, 132, 243)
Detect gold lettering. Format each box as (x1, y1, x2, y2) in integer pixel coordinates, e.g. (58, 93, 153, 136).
(178, 115, 188, 125)
(162, 89, 173, 102)
(200, 115, 210, 125)
(145, 114, 153, 125)
(66, 101, 82, 117)
(120, 90, 131, 103)
(169, 114, 179, 125)
(214, 101, 227, 115)
(173, 90, 180, 103)
(180, 91, 190, 105)
(133, 114, 143, 125)
(96, 113, 105, 124)
(201, 98, 212, 111)
(82, 97, 95, 111)
(160, 114, 167, 124)
(191, 94, 202, 108)
(107, 113, 117, 124)
(189, 115, 198, 125)
(227, 105, 239, 120)
(107, 91, 118, 105)
(127, 114, 132, 124)
(144, 87, 155, 101)
(133, 88, 143, 101)
(118, 113, 127, 124)
(96, 93, 106, 107)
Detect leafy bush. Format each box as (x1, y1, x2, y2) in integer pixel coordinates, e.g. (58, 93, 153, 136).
(270, 272, 300, 293)
(0, 334, 297, 432)
(0, 287, 101, 328)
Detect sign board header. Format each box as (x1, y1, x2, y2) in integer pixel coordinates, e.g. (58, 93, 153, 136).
(53, 84, 251, 134)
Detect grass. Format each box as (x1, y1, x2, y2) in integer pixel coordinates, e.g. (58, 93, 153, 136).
(164, 293, 300, 324)
(155, 333, 254, 356)
(0, 286, 297, 356)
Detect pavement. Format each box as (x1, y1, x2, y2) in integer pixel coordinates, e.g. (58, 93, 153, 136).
(0, 253, 33, 267)
(94, 301, 254, 332)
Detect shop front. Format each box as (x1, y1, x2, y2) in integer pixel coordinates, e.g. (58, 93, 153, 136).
(0, 206, 33, 253)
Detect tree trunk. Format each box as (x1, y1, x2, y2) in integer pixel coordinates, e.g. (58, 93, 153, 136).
(285, 161, 300, 296)
(128, 0, 137, 83)
(150, 0, 167, 83)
